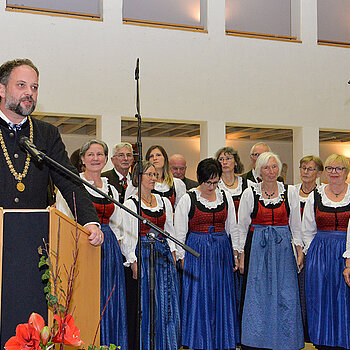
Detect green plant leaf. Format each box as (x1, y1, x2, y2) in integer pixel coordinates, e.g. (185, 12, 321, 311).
(38, 256, 47, 268)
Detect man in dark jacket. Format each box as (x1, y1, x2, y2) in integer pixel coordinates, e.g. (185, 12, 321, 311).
(169, 153, 198, 190)
(0, 58, 103, 347)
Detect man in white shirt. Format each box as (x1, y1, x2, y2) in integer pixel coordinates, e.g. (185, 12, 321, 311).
(102, 142, 134, 203)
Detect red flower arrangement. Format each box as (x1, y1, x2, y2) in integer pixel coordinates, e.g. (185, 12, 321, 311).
(5, 312, 83, 350)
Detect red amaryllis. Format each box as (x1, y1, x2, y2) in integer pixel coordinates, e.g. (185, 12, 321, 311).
(52, 314, 84, 347)
(4, 313, 44, 350)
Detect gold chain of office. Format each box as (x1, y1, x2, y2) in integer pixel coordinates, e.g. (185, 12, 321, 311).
(0, 116, 33, 192)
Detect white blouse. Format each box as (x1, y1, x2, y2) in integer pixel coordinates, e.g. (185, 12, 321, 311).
(302, 183, 350, 258)
(120, 194, 176, 266)
(174, 188, 238, 260)
(218, 176, 255, 197)
(125, 177, 186, 208)
(237, 182, 303, 253)
(56, 174, 122, 240)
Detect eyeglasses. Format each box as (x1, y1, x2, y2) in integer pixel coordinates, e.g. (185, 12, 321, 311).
(325, 166, 346, 173)
(251, 153, 262, 158)
(171, 166, 186, 172)
(204, 180, 219, 187)
(114, 153, 133, 159)
(299, 166, 316, 172)
(218, 156, 234, 162)
(143, 172, 159, 179)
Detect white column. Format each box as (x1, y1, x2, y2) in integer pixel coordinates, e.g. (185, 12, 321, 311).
(200, 120, 226, 160)
(100, 113, 122, 170)
(301, 0, 318, 45)
(293, 126, 319, 183)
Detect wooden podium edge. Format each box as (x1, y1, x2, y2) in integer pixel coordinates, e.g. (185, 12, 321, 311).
(48, 207, 101, 346)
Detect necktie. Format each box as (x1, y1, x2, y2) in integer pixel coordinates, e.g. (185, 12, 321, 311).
(8, 122, 21, 131)
(122, 177, 128, 190)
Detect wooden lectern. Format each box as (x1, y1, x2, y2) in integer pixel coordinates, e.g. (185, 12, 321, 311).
(0, 207, 100, 347)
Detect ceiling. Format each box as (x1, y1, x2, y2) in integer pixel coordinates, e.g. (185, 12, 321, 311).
(33, 114, 350, 143)
(32, 113, 96, 136)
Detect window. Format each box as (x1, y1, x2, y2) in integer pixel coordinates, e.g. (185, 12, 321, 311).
(123, 0, 206, 32)
(6, 0, 101, 20)
(225, 0, 300, 42)
(318, 0, 350, 47)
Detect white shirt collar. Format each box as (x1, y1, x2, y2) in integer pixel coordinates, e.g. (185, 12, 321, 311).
(0, 109, 28, 127)
(252, 168, 259, 181)
(114, 168, 131, 181)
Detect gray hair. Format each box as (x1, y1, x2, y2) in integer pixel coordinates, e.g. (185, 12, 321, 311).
(112, 142, 133, 156)
(255, 152, 282, 178)
(250, 142, 271, 155)
(80, 139, 108, 158)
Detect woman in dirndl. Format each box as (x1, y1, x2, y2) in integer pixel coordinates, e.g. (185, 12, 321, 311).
(238, 152, 304, 350)
(174, 158, 240, 350)
(145, 145, 186, 209)
(303, 154, 350, 350)
(56, 140, 128, 348)
(216, 146, 250, 318)
(294, 155, 323, 343)
(120, 160, 180, 350)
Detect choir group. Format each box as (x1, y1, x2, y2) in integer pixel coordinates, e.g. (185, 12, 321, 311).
(57, 140, 350, 350)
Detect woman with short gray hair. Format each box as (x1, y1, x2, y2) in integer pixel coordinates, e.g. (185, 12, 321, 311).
(237, 152, 304, 350)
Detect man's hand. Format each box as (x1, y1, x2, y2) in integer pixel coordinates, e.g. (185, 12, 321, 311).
(85, 224, 104, 246)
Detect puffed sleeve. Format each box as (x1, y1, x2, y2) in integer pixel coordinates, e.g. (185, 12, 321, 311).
(174, 193, 191, 260)
(237, 187, 254, 252)
(174, 178, 187, 208)
(301, 191, 317, 253)
(108, 185, 123, 240)
(163, 197, 176, 252)
(287, 185, 303, 247)
(119, 199, 139, 266)
(224, 191, 239, 250)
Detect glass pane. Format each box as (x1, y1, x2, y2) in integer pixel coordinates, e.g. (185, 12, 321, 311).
(123, 0, 202, 28)
(7, 0, 100, 16)
(318, 0, 350, 43)
(226, 0, 291, 37)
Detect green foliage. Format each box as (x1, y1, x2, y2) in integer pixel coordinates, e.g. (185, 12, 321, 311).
(87, 345, 120, 350)
(38, 255, 47, 269)
(41, 269, 50, 281)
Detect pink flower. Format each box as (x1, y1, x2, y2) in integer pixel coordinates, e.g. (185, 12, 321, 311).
(52, 314, 84, 347)
(4, 313, 44, 350)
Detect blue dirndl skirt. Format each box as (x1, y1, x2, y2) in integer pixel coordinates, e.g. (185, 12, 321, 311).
(241, 224, 304, 350)
(305, 230, 350, 349)
(181, 226, 239, 350)
(139, 236, 181, 350)
(100, 223, 128, 349)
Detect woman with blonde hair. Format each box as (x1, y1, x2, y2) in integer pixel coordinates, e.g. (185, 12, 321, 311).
(303, 154, 350, 349)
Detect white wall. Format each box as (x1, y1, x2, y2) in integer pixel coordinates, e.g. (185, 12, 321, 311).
(1, 0, 350, 183)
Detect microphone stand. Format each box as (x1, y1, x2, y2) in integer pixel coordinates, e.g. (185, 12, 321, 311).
(134, 59, 156, 350)
(134, 57, 143, 350)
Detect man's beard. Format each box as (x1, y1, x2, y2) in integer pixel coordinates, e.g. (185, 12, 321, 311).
(4, 93, 36, 116)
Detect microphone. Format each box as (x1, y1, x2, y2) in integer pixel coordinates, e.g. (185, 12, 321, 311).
(135, 58, 139, 80)
(19, 136, 44, 162)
